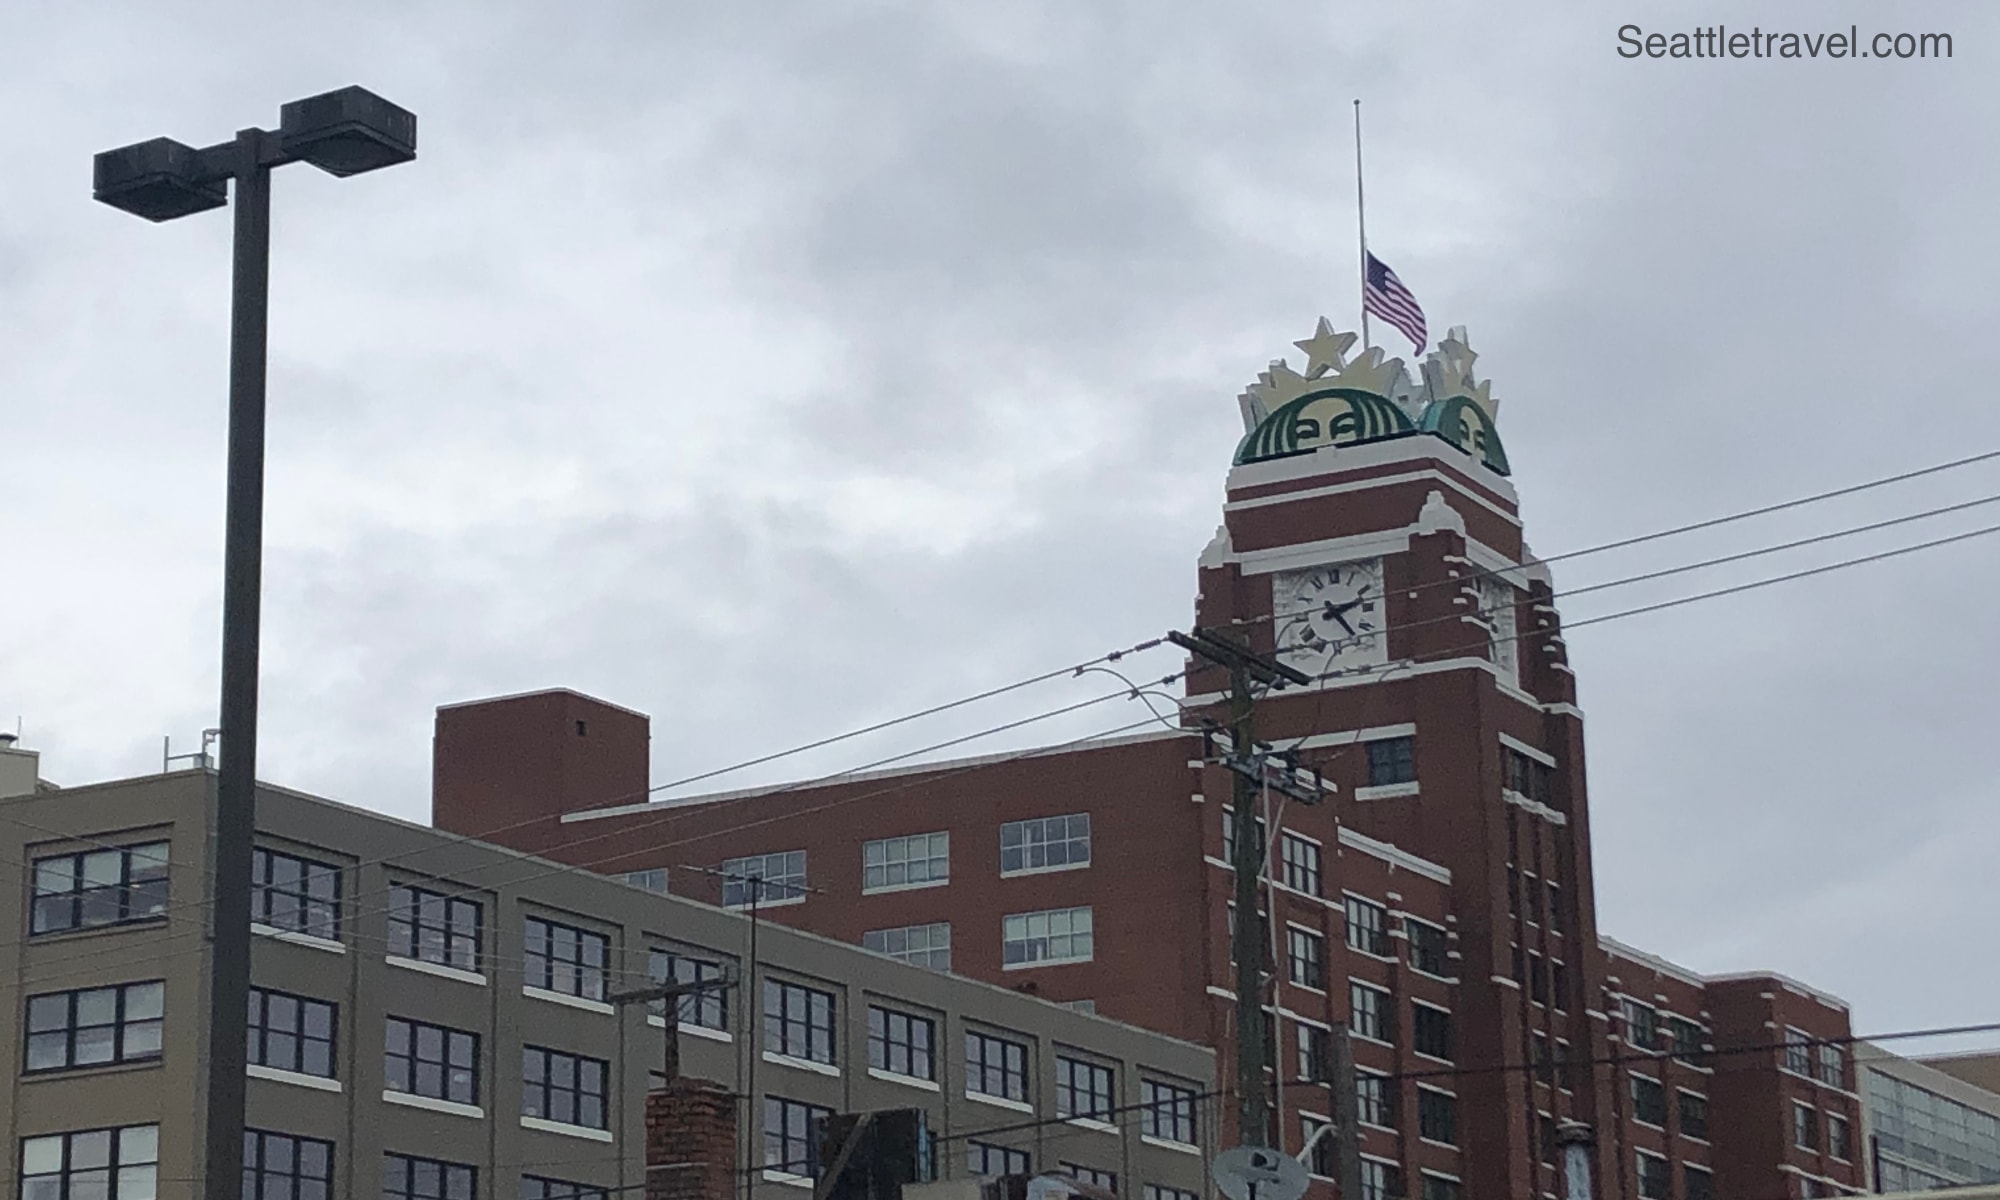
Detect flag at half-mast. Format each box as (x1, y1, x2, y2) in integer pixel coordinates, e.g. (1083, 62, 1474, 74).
(1364, 252, 1427, 352)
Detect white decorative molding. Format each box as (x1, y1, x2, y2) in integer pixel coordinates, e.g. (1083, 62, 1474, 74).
(1199, 524, 1233, 568)
(867, 1067, 941, 1092)
(247, 1064, 341, 1093)
(1233, 529, 1410, 577)
(386, 956, 486, 987)
(383, 1091, 483, 1120)
(523, 987, 615, 1016)
(252, 924, 345, 955)
(1336, 827, 1451, 884)
(646, 1016, 732, 1043)
(520, 1116, 613, 1143)
(1354, 782, 1421, 802)
(1497, 734, 1556, 767)
(1414, 490, 1465, 536)
(965, 1090, 1035, 1114)
(1502, 790, 1569, 827)
(763, 1051, 840, 1077)
(1141, 1135, 1203, 1157)
(1272, 722, 1416, 752)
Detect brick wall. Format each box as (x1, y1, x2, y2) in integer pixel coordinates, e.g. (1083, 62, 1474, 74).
(646, 1079, 738, 1200)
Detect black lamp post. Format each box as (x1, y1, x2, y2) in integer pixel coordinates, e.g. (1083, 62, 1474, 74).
(93, 86, 415, 1200)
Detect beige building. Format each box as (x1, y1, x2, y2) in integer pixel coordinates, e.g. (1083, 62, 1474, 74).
(0, 747, 1215, 1200)
(1857, 1042, 2000, 1193)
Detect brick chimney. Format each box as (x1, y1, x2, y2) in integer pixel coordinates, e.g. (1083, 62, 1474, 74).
(646, 1079, 738, 1200)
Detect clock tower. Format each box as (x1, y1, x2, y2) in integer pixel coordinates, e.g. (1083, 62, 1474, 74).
(1184, 319, 1613, 1199)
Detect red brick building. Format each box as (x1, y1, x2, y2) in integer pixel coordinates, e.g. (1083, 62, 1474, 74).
(432, 324, 1866, 1200)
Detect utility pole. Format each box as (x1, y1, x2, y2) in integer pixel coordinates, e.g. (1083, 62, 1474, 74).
(1328, 1023, 1363, 1200)
(1169, 628, 1311, 1149)
(607, 974, 737, 1085)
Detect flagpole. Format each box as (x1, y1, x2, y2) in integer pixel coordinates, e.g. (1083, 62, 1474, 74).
(1354, 98, 1371, 350)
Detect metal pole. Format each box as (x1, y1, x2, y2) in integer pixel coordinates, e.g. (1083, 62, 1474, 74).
(205, 126, 272, 1200)
(1353, 99, 1371, 350)
(1229, 663, 1271, 1147)
(1329, 1025, 1362, 1200)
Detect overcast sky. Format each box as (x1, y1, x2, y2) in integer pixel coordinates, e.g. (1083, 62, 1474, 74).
(4, 1, 1997, 1053)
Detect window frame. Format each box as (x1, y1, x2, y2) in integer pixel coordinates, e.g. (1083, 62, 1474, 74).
(1343, 895, 1390, 958)
(1140, 1078, 1199, 1146)
(1000, 814, 1092, 877)
(1411, 1002, 1453, 1062)
(1056, 1055, 1117, 1123)
(1002, 906, 1094, 968)
(862, 922, 952, 971)
(1356, 1069, 1396, 1130)
(245, 1129, 333, 1200)
(251, 846, 343, 941)
(1629, 1071, 1667, 1128)
(1365, 737, 1416, 786)
(1278, 833, 1321, 896)
(388, 883, 483, 974)
(521, 1177, 609, 1200)
(1416, 1085, 1458, 1146)
(19, 1124, 159, 1200)
(862, 832, 951, 893)
(647, 948, 731, 1031)
(1349, 981, 1392, 1044)
(764, 978, 837, 1065)
(384, 1152, 477, 1200)
(966, 1030, 1030, 1103)
(384, 1015, 479, 1106)
(967, 1141, 1031, 1178)
(29, 840, 170, 937)
(1406, 918, 1449, 977)
(1793, 1100, 1819, 1151)
(523, 915, 610, 1001)
(764, 1095, 833, 1179)
(1286, 926, 1326, 990)
(1678, 1088, 1710, 1142)
(24, 980, 165, 1074)
(868, 1005, 937, 1082)
(722, 851, 809, 906)
(247, 986, 337, 1079)
(521, 1045, 609, 1130)
(1635, 1150, 1670, 1200)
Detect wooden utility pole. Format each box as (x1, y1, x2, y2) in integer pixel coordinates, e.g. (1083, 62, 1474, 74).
(1328, 1023, 1363, 1200)
(1169, 628, 1311, 1148)
(608, 974, 737, 1085)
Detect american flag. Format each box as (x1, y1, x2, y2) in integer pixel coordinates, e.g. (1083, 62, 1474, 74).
(1364, 252, 1427, 352)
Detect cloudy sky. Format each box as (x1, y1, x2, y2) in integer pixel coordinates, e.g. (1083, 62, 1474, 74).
(4, 1, 1996, 1051)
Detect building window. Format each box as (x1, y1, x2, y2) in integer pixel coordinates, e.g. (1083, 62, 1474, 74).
(245, 1129, 333, 1200)
(764, 979, 836, 1064)
(1630, 1073, 1666, 1126)
(1063, 1164, 1117, 1191)
(1359, 1159, 1402, 1200)
(1349, 982, 1391, 1043)
(384, 1016, 478, 1106)
(1287, 928, 1326, 990)
(1365, 737, 1416, 786)
(1421, 1175, 1462, 1200)
(1412, 1003, 1452, 1061)
(1141, 1079, 1198, 1145)
(523, 916, 609, 1001)
(1684, 1165, 1715, 1200)
(1545, 881, 1563, 930)
(862, 922, 952, 971)
(1539, 1115, 1559, 1165)
(1669, 1016, 1706, 1065)
(1417, 1087, 1457, 1145)
(722, 851, 808, 905)
(967, 1031, 1029, 1103)
(1783, 1026, 1814, 1076)
(1057, 1056, 1116, 1122)
(1143, 1187, 1195, 1200)
(1794, 1101, 1818, 1151)
(1356, 1071, 1395, 1128)
(647, 949, 730, 1031)
(765, 1096, 832, 1178)
(1528, 952, 1549, 1005)
(1817, 1042, 1845, 1088)
(24, 980, 165, 1073)
(1407, 919, 1448, 976)
(1302, 1116, 1336, 1178)
(1828, 1112, 1851, 1160)
(1297, 1025, 1329, 1084)
(1279, 834, 1321, 895)
(384, 1153, 476, 1200)
(868, 1006, 936, 1081)
(863, 832, 950, 892)
(967, 1142, 1031, 1178)
(251, 847, 342, 940)
(1621, 999, 1658, 1051)
(1504, 747, 1555, 804)
(1343, 896, 1389, 956)
(521, 1178, 608, 1200)
(1002, 907, 1093, 967)
(621, 868, 669, 894)
(20, 1125, 158, 1200)
(1636, 1151, 1669, 1200)
(522, 1046, 607, 1129)
(247, 987, 336, 1078)
(1556, 1039, 1578, 1092)
(388, 885, 481, 972)
(29, 841, 169, 936)
(1220, 810, 1267, 865)
(1679, 1089, 1709, 1140)
(1001, 814, 1091, 875)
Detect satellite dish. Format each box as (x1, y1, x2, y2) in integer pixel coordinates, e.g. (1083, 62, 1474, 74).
(1211, 1146, 1311, 1200)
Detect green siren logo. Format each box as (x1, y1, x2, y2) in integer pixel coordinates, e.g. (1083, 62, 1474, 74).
(1233, 318, 1510, 476)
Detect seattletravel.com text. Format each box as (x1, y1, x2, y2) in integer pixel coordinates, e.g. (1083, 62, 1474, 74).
(1617, 25, 1952, 60)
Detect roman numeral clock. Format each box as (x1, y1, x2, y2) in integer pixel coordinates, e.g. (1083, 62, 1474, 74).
(1272, 558, 1390, 679)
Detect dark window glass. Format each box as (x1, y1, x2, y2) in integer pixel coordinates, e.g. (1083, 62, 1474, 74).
(1141, 1080, 1198, 1144)
(1529, 952, 1548, 1005)
(388, 885, 482, 973)
(20, 1125, 159, 1200)
(722, 852, 808, 904)
(967, 1142, 1031, 1178)
(251, 847, 342, 940)
(1279, 834, 1321, 896)
(25, 980, 165, 1073)
(1794, 1103, 1819, 1151)
(1287, 928, 1325, 989)
(244, 1129, 333, 1200)
(1057, 1056, 1116, 1121)
(1356, 1072, 1396, 1129)
(1000, 814, 1092, 874)
(1063, 1164, 1117, 1192)
(1684, 1166, 1715, 1200)
(1365, 737, 1416, 786)
(1636, 1152, 1669, 1200)
(30, 842, 169, 936)
(1417, 1088, 1457, 1145)
(868, 1006, 936, 1080)
(1504, 749, 1555, 805)
(1622, 999, 1659, 1050)
(248, 987, 337, 1078)
(1144, 1188, 1196, 1200)
(1349, 983, 1391, 1043)
(1412, 1004, 1453, 1061)
(1360, 1160, 1402, 1200)
(1297, 1025, 1329, 1084)
(1407, 920, 1448, 976)
(522, 1046, 608, 1129)
(1344, 896, 1388, 956)
(523, 916, 608, 1000)
(1679, 1090, 1710, 1141)
(648, 949, 730, 1030)
(384, 1016, 478, 1105)
(1630, 1073, 1667, 1126)
(383, 1153, 475, 1200)
(967, 1031, 1029, 1102)
(1829, 1112, 1851, 1160)
(764, 1096, 833, 1178)
(520, 1177, 608, 1200)
(764, 980, 836, 1064)
(1421, 1176, 1462, 1200)
(1670, 1017, 1707, 1066)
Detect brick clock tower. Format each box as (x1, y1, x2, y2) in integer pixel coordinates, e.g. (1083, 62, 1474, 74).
(1182, 319, 1611, 1199)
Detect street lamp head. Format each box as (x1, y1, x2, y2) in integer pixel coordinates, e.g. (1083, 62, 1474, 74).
(279, 86, 416, 177)
(92, 137, 228, 222)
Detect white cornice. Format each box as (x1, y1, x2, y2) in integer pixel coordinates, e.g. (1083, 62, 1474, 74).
(1336, 826, 1451, 884)
(1226, 435, 1519, 506)
(1226, 468, 1522, 530)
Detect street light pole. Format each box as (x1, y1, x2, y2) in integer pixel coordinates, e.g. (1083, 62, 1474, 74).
(93, 88, 415, 1200)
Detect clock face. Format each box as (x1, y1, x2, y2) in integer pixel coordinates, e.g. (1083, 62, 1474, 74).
(1480, 575, 1519, 685)
(1273, 558, 1388, 678)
